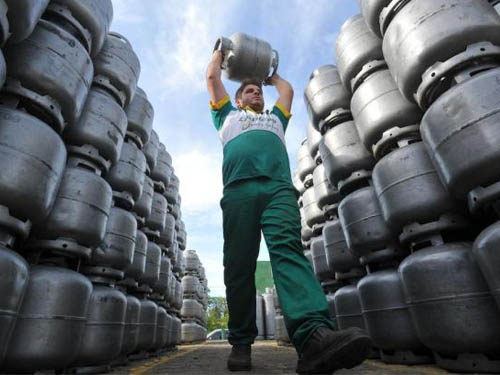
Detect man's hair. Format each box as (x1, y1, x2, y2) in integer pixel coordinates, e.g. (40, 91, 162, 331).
(235, 78, 263, 102)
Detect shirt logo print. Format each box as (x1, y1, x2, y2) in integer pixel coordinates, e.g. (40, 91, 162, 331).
(239, 112, 279, 133)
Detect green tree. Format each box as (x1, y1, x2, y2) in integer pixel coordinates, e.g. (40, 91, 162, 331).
(206, 296, 229, 333)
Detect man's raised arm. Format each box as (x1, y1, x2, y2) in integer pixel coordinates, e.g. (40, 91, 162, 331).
(267, 73, 294, 113)
(206, 50, 229, 105)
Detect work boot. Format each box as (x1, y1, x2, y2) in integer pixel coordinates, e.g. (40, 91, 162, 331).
(227, 344, 252, 371)
(296, 326, 372, 374)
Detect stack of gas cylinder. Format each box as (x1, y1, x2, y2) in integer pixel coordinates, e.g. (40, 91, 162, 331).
(181, 249, 209, 343)
(297, 0, 500, 372)
(255, 288, 277, 341)
(0, 1, 190, 373)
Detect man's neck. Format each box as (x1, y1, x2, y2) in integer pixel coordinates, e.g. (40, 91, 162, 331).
(242, 105, 262, 114)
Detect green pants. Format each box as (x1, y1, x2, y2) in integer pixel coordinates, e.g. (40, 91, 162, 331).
(221, 177, 335, 352)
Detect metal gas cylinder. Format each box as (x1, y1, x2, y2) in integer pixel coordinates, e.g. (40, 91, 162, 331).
(335, 14, 383, 91)
(293, 171, 305, 196)
(3, 0, 49, 44)
(263, 292, 276, 339)
(171, 316, 182, 346)
(170, 199, 181, 221)
(139, 241, 161, 288)
(177, 220, 187, 250)
(0, 247, 29, 364)
(326, 291, 337, 326)
(159, 213, 176, 250)
(133, 176, 154, 224)
(302, 186, 325, 228)
(135, 298, 157, 352)
(3, 19, 93, 133)
(125, 87, 153, 149)
(164, 312, 173, 347)
(256, 294, 265, 339)
(154, 306, 168, 350)
(350, 62, 422, 157)
(176, 316, 183, 345)
(70, 282, 126, 369)
(29, 164, 112, 260)
(334, 284, 366, 331)
(174, 279, 184, 310)
(93, 32, 140, 108)
(119, 293, 140, 356)
(151, 144, 173, 191)
(182, 275, 200, 296)
(300, 202, 313, 243)
(0, 105, 66, 232)
(144, 130, 159, 173)
(381, 0, 500, 103)
(165, 174, 180, 205)
(313, 163, 340, 211)
(323, 218, 360, 274)
(319, 120, 375, 195)
(358, 270, 430, 364)
(153, 255, 171, 296)
(169, 240, 179, 267)
(297, 138, 316, 182)
(307, 122, 322, 160)
(304, 65, 351, 130)
(215, 32, 278, 83)
(166, 273, 175, 307)
(181, 322, 199, 344)
(43, 0, 113, 56)
(63, 87, 127, 173)
(181, 299, 202, 320)
(105, 140, 147, 209)
(3, 265, 92, 373)
(90, 206, 137, 275)
(421, 66, 500, 209)
(311, 235, 331, 281)
(359, 0, 391, 37)
(372, 142, 463, 239)
(175, 249, 185, 277)
(124, 229, 147, 281)
(275, 314, 290, 343)
(473, 221, 500, 310)
(145, 192, 167, 232)
(184, 250, 200, 275)
(399, 242, 500, 373)
(338, 187, 397, 261)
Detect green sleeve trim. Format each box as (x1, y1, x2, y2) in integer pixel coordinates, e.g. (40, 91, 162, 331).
(210, 99, 235, 131)
(271, 104, 291, 131)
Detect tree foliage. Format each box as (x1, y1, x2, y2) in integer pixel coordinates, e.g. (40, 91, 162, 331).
(207, 296, 229, 333)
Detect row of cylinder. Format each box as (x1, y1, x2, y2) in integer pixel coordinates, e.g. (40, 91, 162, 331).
(181, 250, 209, 343)
(254, 287, 290, 344)
(0, 1, 190, 373)
(297, 0, 500, 373)
(255, 288, 278, 341)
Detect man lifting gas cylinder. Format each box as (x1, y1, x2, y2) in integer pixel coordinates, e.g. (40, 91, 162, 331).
(206, 32, 372, 374)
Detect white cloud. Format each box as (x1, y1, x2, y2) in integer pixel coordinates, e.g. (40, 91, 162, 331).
(154, 1, 241, 95)
(175, 149, 223, 215)
(112, 0, 147, 24)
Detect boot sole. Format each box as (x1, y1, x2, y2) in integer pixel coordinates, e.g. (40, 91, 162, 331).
(296, 333, 372, 374)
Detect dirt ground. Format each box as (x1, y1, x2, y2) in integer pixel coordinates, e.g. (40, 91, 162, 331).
(118, 341, 463, 375)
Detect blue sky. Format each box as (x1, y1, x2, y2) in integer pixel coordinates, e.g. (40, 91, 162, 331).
(111, 1, 359, 296)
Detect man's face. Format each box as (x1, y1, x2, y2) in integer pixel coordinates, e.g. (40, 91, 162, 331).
(237, 84, 264, 112)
